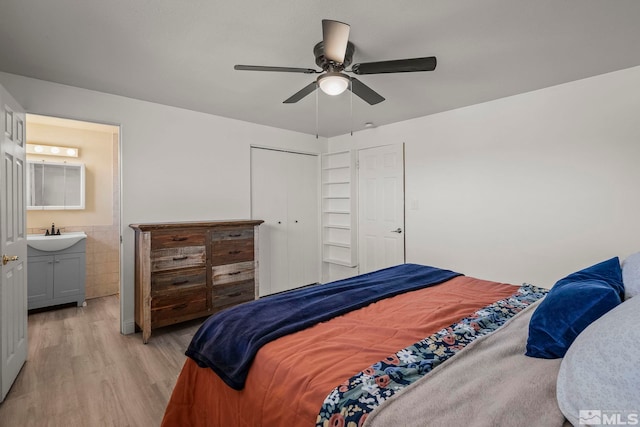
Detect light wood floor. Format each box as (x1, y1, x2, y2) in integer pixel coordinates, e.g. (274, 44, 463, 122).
(0, 295, 203, 427)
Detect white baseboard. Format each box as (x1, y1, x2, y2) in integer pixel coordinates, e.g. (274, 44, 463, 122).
(121, 319, 136, 335)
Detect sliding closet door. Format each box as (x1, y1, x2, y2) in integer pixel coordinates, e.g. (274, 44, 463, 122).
(286, 152, 319, 289)
(251, 148, 288, 295)
(251, 147, 319, 296)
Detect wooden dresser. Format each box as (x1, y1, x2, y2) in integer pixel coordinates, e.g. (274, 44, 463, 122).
(130, 220, 263, 343)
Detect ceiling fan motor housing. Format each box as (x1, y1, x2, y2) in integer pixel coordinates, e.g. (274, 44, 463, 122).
(314, 41, 355, 71)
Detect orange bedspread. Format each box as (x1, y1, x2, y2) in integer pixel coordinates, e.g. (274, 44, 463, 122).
(162, 275, 517, 427)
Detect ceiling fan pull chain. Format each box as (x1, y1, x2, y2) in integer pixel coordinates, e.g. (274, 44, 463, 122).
(315, 84, 319, 139)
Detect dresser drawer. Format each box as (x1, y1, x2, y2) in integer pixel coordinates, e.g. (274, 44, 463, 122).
(212, 280, 255, 310)
(151, 246, 206, 272)
(211, 228, 254, 266)
(212, 261, 255, 285)
(151, 230, 206, 250)
(151, 267, 207, 294)
(151, 286, 208, 328)
(210, 228, 254, 242)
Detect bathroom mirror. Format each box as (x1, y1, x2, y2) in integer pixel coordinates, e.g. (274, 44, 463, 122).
(27, 160, 85, 210)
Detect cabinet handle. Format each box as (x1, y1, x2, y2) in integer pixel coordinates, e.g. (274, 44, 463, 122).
(174, 303, 188, 310)
(228, 250, 241, 255)
(171, 280, 190, 286)
(172, 236, 188, 242)
(172, 256, 189, 261)
(228, 292, 242, 298)
(228, 271, 241, 276)
(228, 233, 242, 237)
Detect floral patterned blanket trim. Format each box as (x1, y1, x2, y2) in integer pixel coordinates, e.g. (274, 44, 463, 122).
(315, 284, 548, 427)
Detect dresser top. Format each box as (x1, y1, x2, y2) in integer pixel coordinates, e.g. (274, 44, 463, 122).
(129, 219, 263, 232)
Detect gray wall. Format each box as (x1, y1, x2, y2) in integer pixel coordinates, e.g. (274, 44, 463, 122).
(330, 66, 640, 288)
(0, 71, 325, 334)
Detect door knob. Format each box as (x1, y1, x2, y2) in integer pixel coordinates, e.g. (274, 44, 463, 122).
(2, 255, 19, 265)
(390, 228, 403, 234)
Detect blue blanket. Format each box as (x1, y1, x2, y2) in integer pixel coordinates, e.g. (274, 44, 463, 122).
(186, 263, 461, 390)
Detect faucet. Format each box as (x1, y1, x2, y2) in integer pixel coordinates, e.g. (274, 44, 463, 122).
(45, 223, 61, 236)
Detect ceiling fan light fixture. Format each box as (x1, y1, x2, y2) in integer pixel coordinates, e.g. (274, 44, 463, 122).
(317, 72, 349, 96)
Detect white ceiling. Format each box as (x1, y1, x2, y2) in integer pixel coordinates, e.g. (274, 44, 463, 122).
(1, 0, 640, 138)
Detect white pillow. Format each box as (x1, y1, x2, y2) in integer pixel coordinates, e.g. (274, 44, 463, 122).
(622, 252, 640, 300)
(556, 295, 640, 426)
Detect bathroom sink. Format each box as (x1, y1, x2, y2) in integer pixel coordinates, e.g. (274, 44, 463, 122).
(27, 232, 87, 252)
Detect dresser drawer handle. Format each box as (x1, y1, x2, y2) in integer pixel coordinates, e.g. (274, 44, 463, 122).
(228, 250, 242, 255)
(171, 280, 190, 286)
(172, 256, 189, 261)
(228, 233, 242, 237)
(228, 292, 242, 298)
(172, 236, 188, 242)
(228, 271, 242, 276)
(174, 303, 188, 310)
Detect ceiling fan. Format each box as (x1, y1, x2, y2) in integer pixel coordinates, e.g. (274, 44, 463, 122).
(234, 20, 437, 105)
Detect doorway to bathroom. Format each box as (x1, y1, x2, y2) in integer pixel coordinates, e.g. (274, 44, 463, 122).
(25, 114, 121, 306)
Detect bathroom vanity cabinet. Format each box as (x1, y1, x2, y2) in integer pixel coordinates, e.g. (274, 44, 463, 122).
(130, 220, 263, 343)
(27, 240, 86, 310)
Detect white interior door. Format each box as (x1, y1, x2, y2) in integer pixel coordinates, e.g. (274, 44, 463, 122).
(358, 144, 405, 274)
(0, 84, 28, 402)
(251, 147, 319, 295)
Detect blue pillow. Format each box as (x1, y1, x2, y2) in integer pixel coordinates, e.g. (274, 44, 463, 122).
(554, 257, 624, 299)
(525, 257, 624, 359)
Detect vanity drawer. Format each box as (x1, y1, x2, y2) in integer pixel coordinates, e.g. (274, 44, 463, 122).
(151, 267, 207, 294)
(151, 287, 208, 328)
(151, 230, 206, 250)
(212, 280, 255, 310)
(212, 261, 255, 285)
(150, 246, 206, 272)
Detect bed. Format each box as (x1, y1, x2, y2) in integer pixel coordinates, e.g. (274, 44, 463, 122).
(161, 258, 639, 427)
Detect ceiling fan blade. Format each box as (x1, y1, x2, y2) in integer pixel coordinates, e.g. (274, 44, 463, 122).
(322, 19, 350, 64)
(283, 81, 318, 103)
(235, 65, 319, 74)
(348, 78, 385, 105)
(351, 56, 437, 75)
